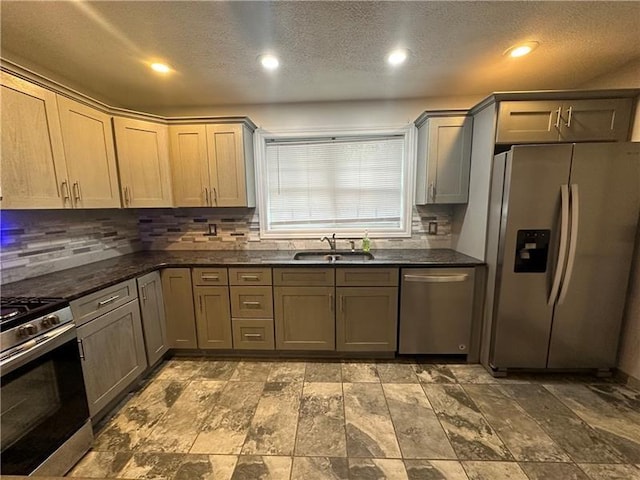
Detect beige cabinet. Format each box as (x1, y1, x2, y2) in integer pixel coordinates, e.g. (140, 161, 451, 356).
(137, 271, 168, 366)
(336, 287, 398, 352)
(57, 96, 120, 208)
(415, 114, 472, 204)
(113, 117, 172, 207)
(161, 268, 198, 348)
(0, 71, 68, 209)
(193, 286, 232, 349)
(274, 286, 335, 350)
(336, 268, 399, 352)
(169, 123, 255, 207)
(273, 268, 335, 350)
(77, 300, 147, 418)
(496, 98, 633, 144)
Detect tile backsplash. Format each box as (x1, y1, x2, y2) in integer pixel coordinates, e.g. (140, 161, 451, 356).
(1, 206, 452, 284)
(1, 210, 142, 284)
(138, 206, 452, 251)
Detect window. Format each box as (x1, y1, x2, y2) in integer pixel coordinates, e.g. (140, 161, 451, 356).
(255, 126, 415, 238)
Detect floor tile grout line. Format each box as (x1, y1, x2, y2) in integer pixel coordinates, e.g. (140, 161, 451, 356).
(415, 381, 459, 463)
(287, 364, 306, 480)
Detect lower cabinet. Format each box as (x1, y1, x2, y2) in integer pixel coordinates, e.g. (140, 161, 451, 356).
(193, 286, 232, 349)
(336, 287, 398, 352)
(274, 286, 335, 350)
(232, 318, 275, 350)
(137, 271, 168, 366)
(77, 301, 147, 418)
(161, 268, 198, 348)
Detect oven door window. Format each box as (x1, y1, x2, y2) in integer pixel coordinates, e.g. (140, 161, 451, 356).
(1, 337, 89, 475)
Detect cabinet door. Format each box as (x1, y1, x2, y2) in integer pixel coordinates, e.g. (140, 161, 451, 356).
(496, 101, 562, 144)
(169, 125, 210, 206)
(559, 98, 633, 142)
(137, 271, 169, 366)
(427, 116, 472, 204)
(337, 287, 398, 352)
(77, 300, 147, 418)
(205, 124, 248, 207)
(161, 268, 198, 348)
(57, 96, 120, 208)
(194, 286, 232, 349)
(0, 71, 68, 209)
(274, 286, 335, 350)
(113, 117, 173, 207)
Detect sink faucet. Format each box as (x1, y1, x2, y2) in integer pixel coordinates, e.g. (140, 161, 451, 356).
(321, 233, 337, 251)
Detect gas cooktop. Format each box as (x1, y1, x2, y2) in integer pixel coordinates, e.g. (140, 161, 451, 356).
(0, 297, 69, 331)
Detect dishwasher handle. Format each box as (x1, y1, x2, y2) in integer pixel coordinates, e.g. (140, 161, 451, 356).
(403, 273, 469, 283)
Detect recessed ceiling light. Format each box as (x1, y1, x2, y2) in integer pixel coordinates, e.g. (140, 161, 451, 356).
(259, 54, 279, 70)
(504, 42, 539, 58)
(150, 62, 171, 73)
(387, 49, 408, 66)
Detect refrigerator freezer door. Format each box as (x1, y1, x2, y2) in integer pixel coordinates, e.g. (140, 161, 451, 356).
(548, 142, 640, 368)
(490, 144, 573, 369)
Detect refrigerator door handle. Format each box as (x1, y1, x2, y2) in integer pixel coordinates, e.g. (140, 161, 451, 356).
(548, 184, 570, 306)
(558, 184, 579, 304)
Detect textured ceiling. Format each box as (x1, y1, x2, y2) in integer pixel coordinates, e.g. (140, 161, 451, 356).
(1, 1, 639, 112)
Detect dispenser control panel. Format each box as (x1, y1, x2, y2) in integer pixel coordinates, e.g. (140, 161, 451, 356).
(514, 229, 550, 273)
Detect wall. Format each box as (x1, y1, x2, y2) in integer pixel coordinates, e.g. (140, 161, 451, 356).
(0, 209, 142, 284)
(580, 59, 640, 382)
(158, 96, 482, 129)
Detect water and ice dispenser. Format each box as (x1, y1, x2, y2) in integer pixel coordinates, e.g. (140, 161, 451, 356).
(514, 229, 550, 273)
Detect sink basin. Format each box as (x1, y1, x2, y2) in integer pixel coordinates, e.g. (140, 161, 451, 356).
(293, 250, 375, 261)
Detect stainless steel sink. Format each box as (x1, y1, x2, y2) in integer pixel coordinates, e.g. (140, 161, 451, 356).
(293, 250, 375, 261)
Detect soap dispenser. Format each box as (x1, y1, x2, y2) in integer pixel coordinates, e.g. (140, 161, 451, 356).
(362, 230, 371, 252)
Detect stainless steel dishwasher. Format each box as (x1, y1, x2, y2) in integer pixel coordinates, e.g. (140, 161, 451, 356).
(399, 267, 475, 354)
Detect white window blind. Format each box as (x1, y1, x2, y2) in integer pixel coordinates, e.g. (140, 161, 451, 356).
(258, 129, 413, 237)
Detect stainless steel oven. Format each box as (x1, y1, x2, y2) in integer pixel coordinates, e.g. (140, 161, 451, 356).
(1, 300, 92, 476)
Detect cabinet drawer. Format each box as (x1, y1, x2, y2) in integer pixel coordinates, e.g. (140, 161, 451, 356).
(232, 319, 275, 350)
(192, 268, 228, 286)
(230, 286, 273, 318)
(71, 279, 137, 327)
(273, 268, 334, 286)
(229, 268, 272, 286)
(336, 268, 399, 287)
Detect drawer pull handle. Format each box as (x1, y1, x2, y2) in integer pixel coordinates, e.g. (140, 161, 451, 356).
(77, 339, 85, 360)
(244, 333, 262, 338)
(242, 301, 261, 306)
(201, 275, 219, 280)
(404, 274, 469, 283)
(98, 295, 120, 306)
(241, 275, 260, 281)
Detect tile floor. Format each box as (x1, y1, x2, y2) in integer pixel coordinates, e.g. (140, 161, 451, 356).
(67, 358, 640, 480)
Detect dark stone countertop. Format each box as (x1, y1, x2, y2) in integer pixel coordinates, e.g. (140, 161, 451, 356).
(1, 249, 483, 301)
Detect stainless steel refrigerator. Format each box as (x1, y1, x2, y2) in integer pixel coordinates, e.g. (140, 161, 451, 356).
(482, 142, 640, 374)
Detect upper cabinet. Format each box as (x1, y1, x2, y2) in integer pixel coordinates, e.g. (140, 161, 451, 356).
(113, 117, 173, 207)
(496, 98, 633, 144)
(415, 114, 472, 205)
(1, 71, 68, 209)
(57, 96, 121, 208)
(170, 123, 255, 207)
(1, 71, 121, 209)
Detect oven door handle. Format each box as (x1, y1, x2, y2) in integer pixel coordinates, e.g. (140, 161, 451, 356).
(0, 323, 77, 376)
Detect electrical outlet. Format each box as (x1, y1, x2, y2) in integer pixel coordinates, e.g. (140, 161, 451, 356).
(428, 221, 438, 235)
(208, 224, 217, 236)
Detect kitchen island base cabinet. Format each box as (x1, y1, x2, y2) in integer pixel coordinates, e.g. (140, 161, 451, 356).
(274, 286, 335, 350)
(77, 301, 147, 418)
(137, 271, 169, 366)
(193, 286, 232, 349)
(336, 287, 398, 352)
(161, 268, 198, 349)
